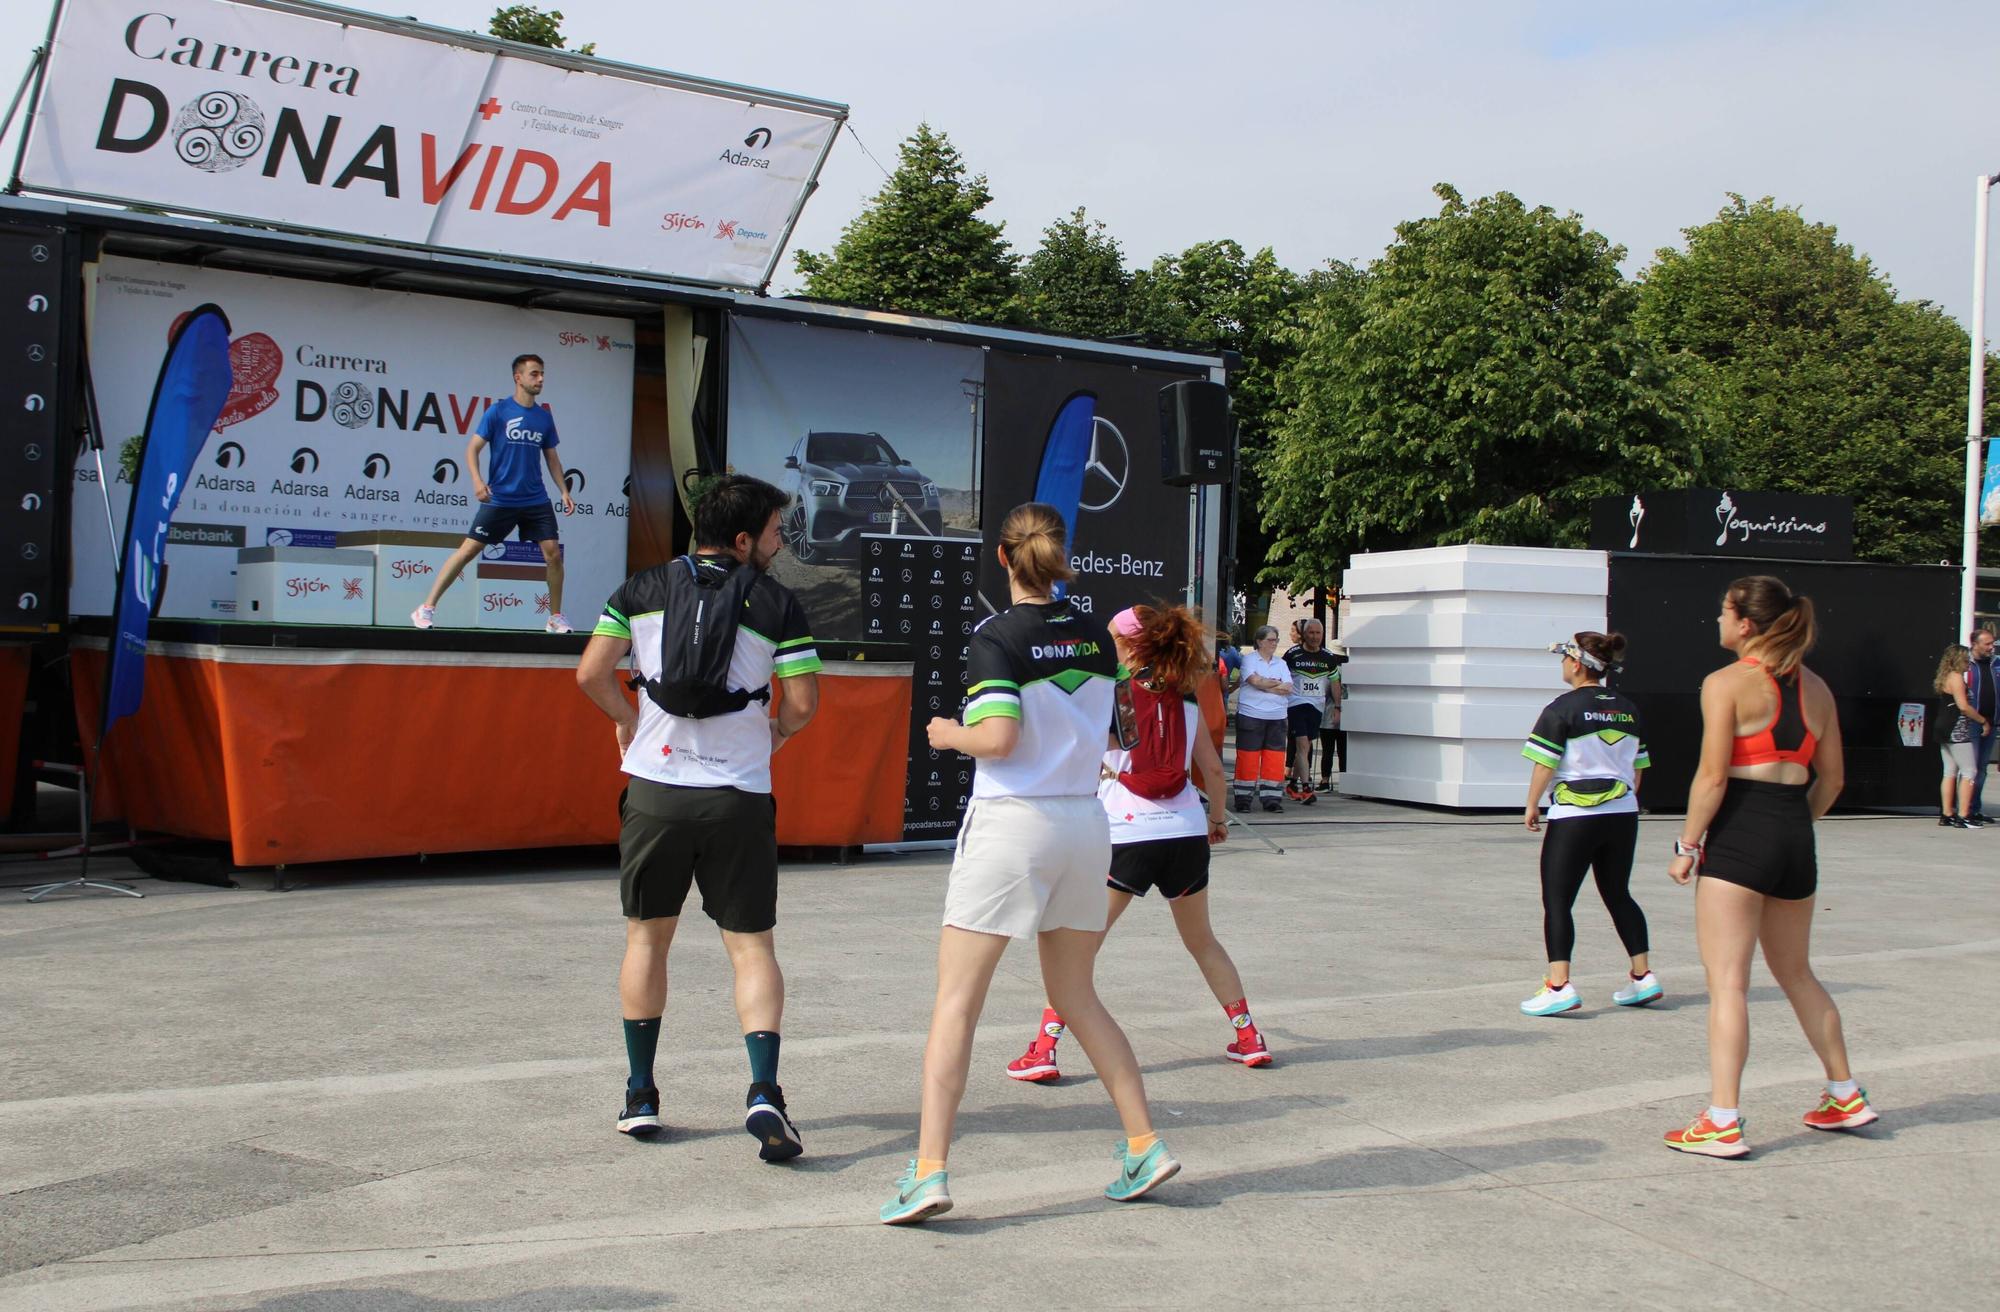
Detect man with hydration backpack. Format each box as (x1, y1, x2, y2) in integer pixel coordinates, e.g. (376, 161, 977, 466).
(575, 475, 821, 1162)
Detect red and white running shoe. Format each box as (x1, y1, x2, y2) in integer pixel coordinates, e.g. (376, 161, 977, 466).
(1226, 1033, 1274, 1067)
(1006, 1042, 1060, 1082)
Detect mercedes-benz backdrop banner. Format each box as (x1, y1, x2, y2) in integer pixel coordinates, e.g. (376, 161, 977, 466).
(726, 316, 985, 642)
(0, 226, 67, 632)
(73, 255, 634, 621)
(18, 0, 843, 289)
(981, 352, 1200, 622)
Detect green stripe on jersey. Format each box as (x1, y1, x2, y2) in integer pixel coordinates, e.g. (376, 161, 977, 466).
(1522, 743, 1563, 768)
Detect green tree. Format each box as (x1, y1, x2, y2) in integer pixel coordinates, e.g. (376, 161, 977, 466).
(1636, 195, 1992, 564)
(1262, 185, 1710, 588)
(794, 124, 1019, 323)
(489, 5, 594, 55)
(1014, 208, 1131, 338)
(1125, 240, 1325, 590)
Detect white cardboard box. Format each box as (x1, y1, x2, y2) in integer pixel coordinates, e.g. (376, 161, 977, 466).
(235, 548, 377, 625)
(475, 562, 551, 630)
(338, 531, 472, 629)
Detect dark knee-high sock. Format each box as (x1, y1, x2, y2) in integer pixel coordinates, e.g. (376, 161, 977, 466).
(745, 1030, 781, 1092)
(624, 1017, 661, 1092)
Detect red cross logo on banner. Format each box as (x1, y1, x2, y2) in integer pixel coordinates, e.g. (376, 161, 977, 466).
(476, 98, 502, 121)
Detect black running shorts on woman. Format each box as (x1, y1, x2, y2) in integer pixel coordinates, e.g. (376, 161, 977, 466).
(1107, 835, 1210, 900)
(619, 779, 779, 930)
(1700, 780, 1816, 901)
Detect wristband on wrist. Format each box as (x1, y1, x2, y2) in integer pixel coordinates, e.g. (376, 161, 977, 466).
(1673, 839, 1703, 859)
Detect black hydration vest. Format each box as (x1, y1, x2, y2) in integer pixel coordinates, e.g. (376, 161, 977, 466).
(627, 555, 772, 719)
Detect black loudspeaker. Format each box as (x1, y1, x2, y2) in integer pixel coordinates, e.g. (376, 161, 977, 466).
(1158, 380, 1232, 486)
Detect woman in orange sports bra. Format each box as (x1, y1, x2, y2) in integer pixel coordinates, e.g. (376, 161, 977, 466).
(1661, 575, 1877, 1159)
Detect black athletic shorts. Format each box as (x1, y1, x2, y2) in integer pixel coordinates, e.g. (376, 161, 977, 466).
(1107, 834, 1210, 900)
(1700, 779, 1817, 901)
(619, 779, 778, 930)
(1287, 704, 1323, 737)
(469, 499, 560, 545)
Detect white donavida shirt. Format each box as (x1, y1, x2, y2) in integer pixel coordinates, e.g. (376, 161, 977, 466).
(1235, 651, 1291, 719)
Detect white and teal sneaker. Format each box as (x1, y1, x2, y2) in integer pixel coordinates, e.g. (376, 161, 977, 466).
(1103, 1139, 1180, 1202)
(879, 1159, 953, 1225)
(1612, 972, 1663, 1007)
(1520, 980, 1581, 1017)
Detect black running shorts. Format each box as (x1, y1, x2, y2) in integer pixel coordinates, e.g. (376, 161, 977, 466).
(468, 499, 560, 545)
(1286, 703, 1323, 737)
(1700, 779, 1817, 901)
(619, 779, 779, 930)
(1107, 834, 1211, 900)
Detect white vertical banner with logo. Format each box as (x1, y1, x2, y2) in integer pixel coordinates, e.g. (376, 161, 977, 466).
(18, 0, 843, 288)
(74, 254, 635, 621)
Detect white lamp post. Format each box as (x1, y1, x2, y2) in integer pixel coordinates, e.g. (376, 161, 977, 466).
(1963, 172, 2000, 639)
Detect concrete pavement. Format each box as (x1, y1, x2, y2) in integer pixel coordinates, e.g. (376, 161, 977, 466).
(1, 798, 1994, 1310)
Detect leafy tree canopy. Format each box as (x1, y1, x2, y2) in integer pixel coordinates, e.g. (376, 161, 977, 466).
(489, 5, 595, 55)
(1262, 185, 1712, 590)
(794, 124, 1019, 323)
(1127, 240, 1327, 589)
(1015, 208, 1131, 339)
(1636, 195, 1993, 564)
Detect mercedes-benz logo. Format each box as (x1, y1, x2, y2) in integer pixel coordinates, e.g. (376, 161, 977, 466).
(1080, 416, 1129, 513)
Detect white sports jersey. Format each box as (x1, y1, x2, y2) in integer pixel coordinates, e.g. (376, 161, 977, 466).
(596, 557, 820, 793)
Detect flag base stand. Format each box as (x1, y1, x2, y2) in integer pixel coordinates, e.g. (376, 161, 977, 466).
(19, 761, 144, 902)
(24, 876, 143, 903)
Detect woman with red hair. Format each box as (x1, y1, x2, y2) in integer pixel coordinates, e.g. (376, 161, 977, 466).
(1006, 603, 1272, 1084)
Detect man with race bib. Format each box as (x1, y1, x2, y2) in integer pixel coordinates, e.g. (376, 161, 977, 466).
(1284, 619, 1339, 804)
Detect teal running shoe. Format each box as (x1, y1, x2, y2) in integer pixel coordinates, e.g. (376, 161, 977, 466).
(1520, 980, 1580, 1017)
(879, 1159, 953, 1225)
(1612, 972, 1663, 1007)
(1103, 1138, 1180, 1202)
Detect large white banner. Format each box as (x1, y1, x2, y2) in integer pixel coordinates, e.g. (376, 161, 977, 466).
(20, 0, 842, 289)
(74, 254, 635, 622)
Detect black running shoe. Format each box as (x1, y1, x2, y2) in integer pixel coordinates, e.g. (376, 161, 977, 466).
(1949, 816, 1971, 829)
(1262, 799, 1284, 813)
(618, 1084, 663, 1137)
(1233, 796, 1251, 814)
(745, 1081, 804, 1162)
(1941, 815, 1955, 827)
(1965, 815, 1986, 829)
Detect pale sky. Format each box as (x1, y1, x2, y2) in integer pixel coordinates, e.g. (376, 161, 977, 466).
(18, 1, 2000, 328)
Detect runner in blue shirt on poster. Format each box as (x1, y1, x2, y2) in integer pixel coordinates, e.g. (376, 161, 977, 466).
(410, 353, 578, 634)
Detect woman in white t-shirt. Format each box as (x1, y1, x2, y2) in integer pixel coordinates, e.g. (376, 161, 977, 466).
(1233, 625, 1292, 812)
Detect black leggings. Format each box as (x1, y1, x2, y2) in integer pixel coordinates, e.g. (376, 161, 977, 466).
(1539, 811, 1648, 962)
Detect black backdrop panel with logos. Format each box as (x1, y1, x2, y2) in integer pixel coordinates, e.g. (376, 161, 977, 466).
(1592, 490, 1854, 560)
(1606, 554, 1953, 810)
(980, 352, 1203, 624)
(860, 533, 982, 840)
(0, 224, 70, 631)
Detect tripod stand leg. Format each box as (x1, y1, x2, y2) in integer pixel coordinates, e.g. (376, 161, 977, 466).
(25, 877, 144, 902)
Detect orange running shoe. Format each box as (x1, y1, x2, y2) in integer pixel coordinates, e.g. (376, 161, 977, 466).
(1663, 1112, 1749, 1158)
(1802, 1087, 1878, 1131)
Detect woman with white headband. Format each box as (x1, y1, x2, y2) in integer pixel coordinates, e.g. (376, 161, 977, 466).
(1519, 630, 1659, 1017)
